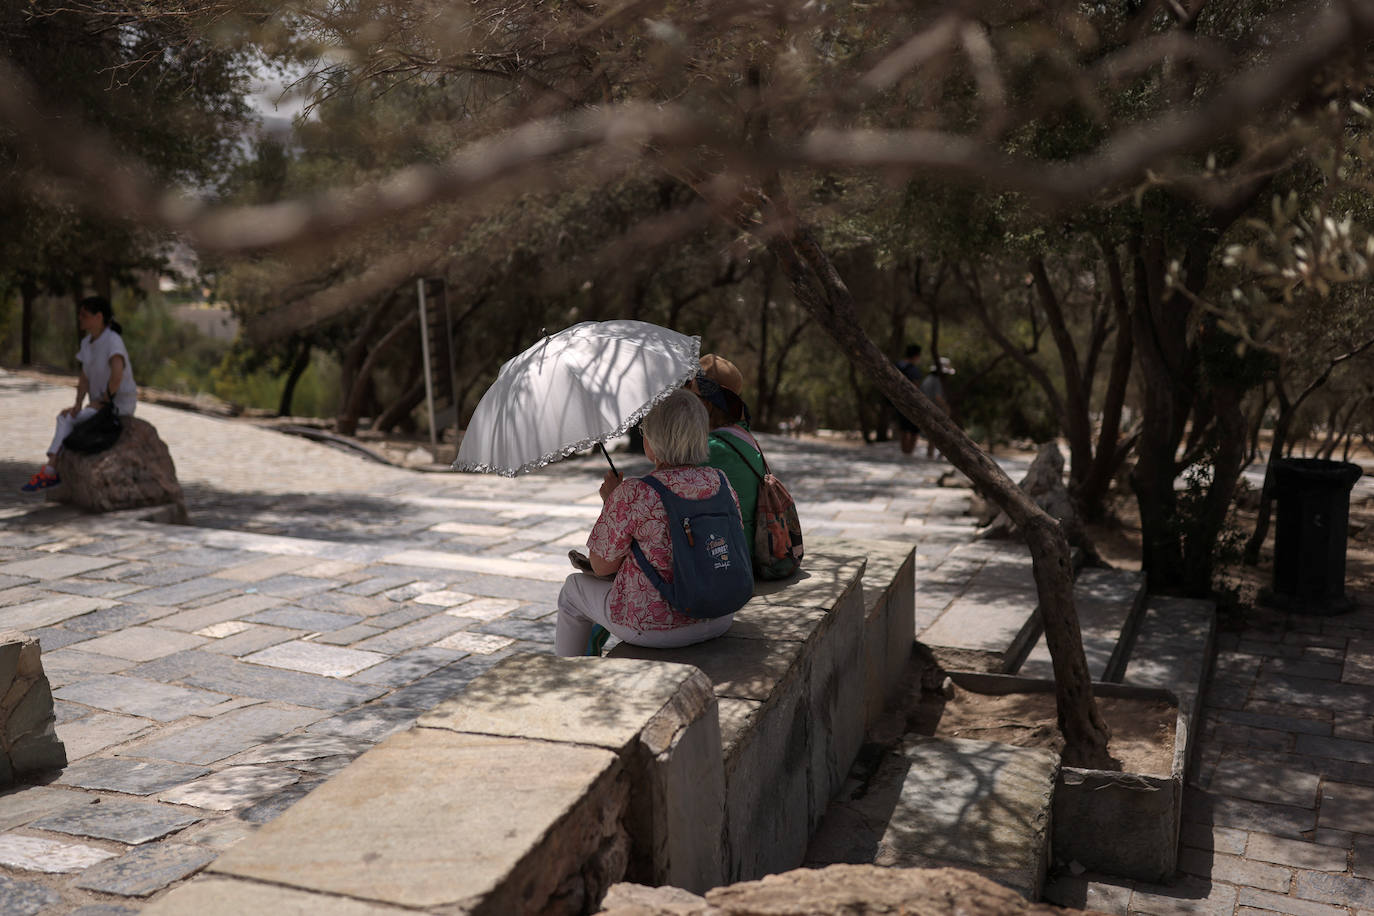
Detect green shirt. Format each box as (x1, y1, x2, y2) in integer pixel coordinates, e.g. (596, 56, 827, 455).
(706, 425, 765, 545)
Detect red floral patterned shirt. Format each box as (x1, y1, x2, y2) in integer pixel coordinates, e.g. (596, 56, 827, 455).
(588, 466, 740, 632)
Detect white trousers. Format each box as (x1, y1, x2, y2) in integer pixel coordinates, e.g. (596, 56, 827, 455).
(47, 407, 98, 457)
(554, 572, 734, 657)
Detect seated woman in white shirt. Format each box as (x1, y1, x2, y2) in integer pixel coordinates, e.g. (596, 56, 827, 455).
(22, 296, 138, 491)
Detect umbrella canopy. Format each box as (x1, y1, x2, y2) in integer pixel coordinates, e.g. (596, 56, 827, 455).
(454, 320, 701, 476)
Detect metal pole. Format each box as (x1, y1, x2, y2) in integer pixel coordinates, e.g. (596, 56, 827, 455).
(417, 278, 437, 449)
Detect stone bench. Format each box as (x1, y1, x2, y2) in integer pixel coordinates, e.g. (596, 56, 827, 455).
(148, 657, 715, 914)
(809, 537, 919, 728)
(609, 543, 914, 881)
(0, 630, 67, 785)
(53, 416, 186, 522)
(143, 540, 917, 914)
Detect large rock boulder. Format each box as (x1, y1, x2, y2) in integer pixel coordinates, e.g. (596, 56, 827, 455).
(598, 865, 1100, 915)
(0, 631, 66, 784)
(55, 416, 186, 521)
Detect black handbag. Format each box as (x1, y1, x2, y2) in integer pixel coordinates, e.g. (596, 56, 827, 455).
(63, 402, 123, 454)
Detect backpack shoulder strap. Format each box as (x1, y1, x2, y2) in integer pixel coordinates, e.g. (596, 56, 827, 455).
(635, 472, 673, 501)
(711, 430, 771, 478)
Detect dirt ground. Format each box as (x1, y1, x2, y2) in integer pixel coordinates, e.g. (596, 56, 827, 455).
(914, 687, 1178, 776)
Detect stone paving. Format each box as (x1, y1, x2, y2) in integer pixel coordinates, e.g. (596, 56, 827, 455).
(2, 367, 1373, 914)
(1042, 594, 1374, 916)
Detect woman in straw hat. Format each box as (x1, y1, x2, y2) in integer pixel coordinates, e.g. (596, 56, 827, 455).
(691, 354, 767, 551)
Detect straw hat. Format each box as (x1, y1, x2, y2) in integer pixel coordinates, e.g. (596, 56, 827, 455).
(695, 354, 748, 423)
(699, 354, 744, 394)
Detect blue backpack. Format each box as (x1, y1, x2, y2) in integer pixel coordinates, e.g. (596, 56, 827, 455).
(629, 470, 754, 620)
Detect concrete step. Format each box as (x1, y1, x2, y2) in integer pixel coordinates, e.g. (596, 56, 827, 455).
(1120, 596, 1216, 781)
(916, 541, 1040, 673)
(804, 735, 1058, 900)
(1015, 568, 1146, 682)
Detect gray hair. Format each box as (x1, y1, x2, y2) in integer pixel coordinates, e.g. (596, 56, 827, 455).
(640, 388, 709, 466)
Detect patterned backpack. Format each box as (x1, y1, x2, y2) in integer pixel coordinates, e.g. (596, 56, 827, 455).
(714, 434, 804, 580)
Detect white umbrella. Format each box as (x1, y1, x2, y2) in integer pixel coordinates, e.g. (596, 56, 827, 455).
(454, 320, 701, 476)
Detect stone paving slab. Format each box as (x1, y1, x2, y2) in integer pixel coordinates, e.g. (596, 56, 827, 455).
(348, 648, 465, 687)
(0, 554, 122, 580)
(155, 594, 286, 633)
(60, 713, 156, 760)
(64, 604, 181, 635)
(244, 607, 362, 631)
(0, 595, 119, 630)
(73, 842, 217, 897)
(56, 757, 212, 795)
(0, 834, 118, 873)
(242, 641, 387, 678)
(117, 704, 323, 765)
(226, 732, 371, 765)
(0, 873, 61, 915)
(64, 627, 210, 662)
(201, 624, 306, 657)
(304, 706, 419, 742)
(918, 587, 1038, 673)
(133, 650, 385, 711)
(0, 786, 90, 832)
(31, 800, 202, 844)
(158, 765, 301, 810)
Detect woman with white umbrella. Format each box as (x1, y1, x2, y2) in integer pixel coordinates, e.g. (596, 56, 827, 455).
(555, 388, 749, 656)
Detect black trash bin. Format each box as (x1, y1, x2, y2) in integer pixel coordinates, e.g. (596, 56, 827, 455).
(1268, 458, 1365, 614)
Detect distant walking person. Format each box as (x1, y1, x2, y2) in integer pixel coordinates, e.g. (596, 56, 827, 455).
(920, 356, 954, 459)
(894, 343, 923, 455)
(21, 296, 138, 491)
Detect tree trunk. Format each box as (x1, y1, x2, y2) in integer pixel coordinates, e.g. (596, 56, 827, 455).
(847, 362, 878, 444)
(336, 296, 398, 436)
(1182, 380, 1246, 595)
(277, 339, 312, 417)
(1127, 231, 1194, 591)
(767, 219, 1112, 768)
(757, 261, 772, 428)
(339, 312, 418, 435)
(1245, 381, 1272, 468)
(1245, 410, 1292, 566)
(1030, 258, 1094, 490)
(19, 279, 36, 366)
(375, 375, 426, 434)
(1075, 240, 1136, 521)
(92, 265, 112, 301)
(969, 275, 1069, 433)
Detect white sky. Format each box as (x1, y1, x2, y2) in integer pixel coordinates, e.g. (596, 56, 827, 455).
(246, 67, 311, 139)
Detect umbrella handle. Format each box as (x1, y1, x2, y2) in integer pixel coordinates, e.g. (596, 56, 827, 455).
(599, 442, 620, 479)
